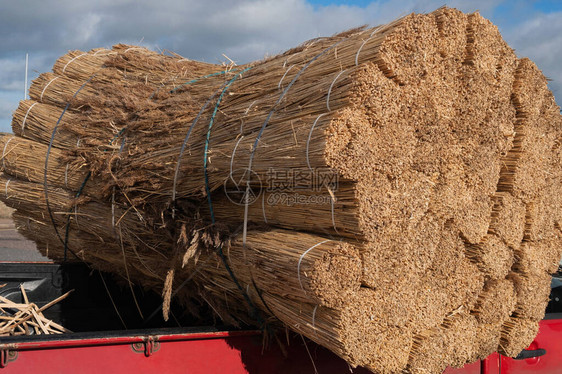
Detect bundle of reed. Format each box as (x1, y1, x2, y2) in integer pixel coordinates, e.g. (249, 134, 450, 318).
(2, 6, 562, 374)
(0, 286, 72, 336)
(51, 44, 220, 85)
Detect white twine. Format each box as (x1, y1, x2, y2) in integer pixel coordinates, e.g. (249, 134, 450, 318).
(297, 240, 331, 292)
(62, 53, 86, 73)
(355, 39, 370, 66)
(301, 38, 324, 55)
(306, 113, 326, 171)
(123, 47, 143, 53)
(242, 184, 250, 248)
(1, 136, 15, 170)
(230, 136, 245, 185)
(261, 192, 268, 224)
(64, 164, 69, 188)
(76, 138, 81, 147)
(111, 187, 116, 227)
(21, 102, 38, 133)
(326, 69, 346, 112)
(93, 48, 110, 55)
(74, 205, 79, 226)
(119, 137, 126, 154)
(312, 305, 318, 335)
(282, 54, 296, 68)
(4, 179, 10, 198)
(40, 77, 59, 102)
(244, 100, 257, 115)
(355, 26, 384, 66)
(329, 190, 340, 235)
(370, 25, 383, 37)
(307, 113, 337, 233)
(278, 64, 295, 89)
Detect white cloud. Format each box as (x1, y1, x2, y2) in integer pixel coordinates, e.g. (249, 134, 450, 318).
(0, 57, 27, 91)
(502, 11, 562, 97)
(0, 91, 20, 133)
(0, 0, 560, 135)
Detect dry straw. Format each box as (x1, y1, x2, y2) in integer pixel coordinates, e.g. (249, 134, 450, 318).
(2, 7, 562, 374)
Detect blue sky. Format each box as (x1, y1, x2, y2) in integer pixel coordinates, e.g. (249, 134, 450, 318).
(0, 0, 561, 133)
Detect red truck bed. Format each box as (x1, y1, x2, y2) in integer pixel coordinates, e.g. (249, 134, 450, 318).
(1, 262, 561, 373)
(1, 315, 561, 374)
(0, 327, 371, 373)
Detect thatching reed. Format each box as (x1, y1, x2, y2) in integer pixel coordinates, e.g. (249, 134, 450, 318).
(2, 7, 562, 374)
(0, 287, 72, 336)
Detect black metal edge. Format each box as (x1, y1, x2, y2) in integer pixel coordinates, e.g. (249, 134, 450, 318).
(0, 325, 251, 345)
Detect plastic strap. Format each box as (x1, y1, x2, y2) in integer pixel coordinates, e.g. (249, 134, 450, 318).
(241, 38, 348, 251)
(44, 74, 96, 257)
(330, 189, 340, 234)
(278, 64, 295, 89)
(261, 192, 268, 224)
(242, 185, 250, 245)
(74, 205, 79, 226)
(111, 187, 116, 227)
(355, 39, 370, 66)
(119, 137, 126, 153)
(355, 26, 384, 66)
(204, 67, 252, 223)
(1, 136, 14, 169)
(229, 135, 245, 186)
(21, 102, 38, 132)
(370, 25, 383, 37)
(326, 70, 346, 112)
(36, 69, 125, 319)
(169, 69, 239, 94)
(247, 38, 347, 173)
(250, 277, 276, 319)
(201, 67, 267, 328)
(40, 77, 59, 102)
(150, 68, 238, 100)
(123, 47, 143, 53)
(306, 114, 326, 171)
(166, 68, 251, 202)
(4, 178, 10, 198)
(306, 114, 339, 234)
(109, 127, 126, 146)
(171, 82, 229, 205)
(297, 240, 331, 292)
(93, 48, 111, 56)
(62, 53, 86, 73)
(312, 305, 318, 334)
(244, 100, 257, 116)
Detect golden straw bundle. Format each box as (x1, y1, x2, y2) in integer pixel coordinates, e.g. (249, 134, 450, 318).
(1, 7, 561, 373)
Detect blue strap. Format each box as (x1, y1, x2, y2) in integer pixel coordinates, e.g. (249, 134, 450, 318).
(200, 67, 269, 327)
(204, 67, 252, 223)
(149, 68, 239, 99)
(44, 74, 96, 260)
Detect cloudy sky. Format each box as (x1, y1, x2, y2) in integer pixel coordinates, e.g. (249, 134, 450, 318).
(1, 0, 561, 132)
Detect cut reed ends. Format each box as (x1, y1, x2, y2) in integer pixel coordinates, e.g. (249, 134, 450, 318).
(1, 6, 561, 374)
